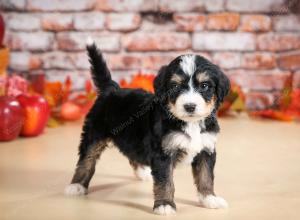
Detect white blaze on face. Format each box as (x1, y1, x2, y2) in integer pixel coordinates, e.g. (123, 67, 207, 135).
(180, 54, 196, 76)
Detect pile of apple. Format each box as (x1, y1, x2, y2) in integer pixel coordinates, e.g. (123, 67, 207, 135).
(0, 15, 50, 141)
(0, 76, 50, 141)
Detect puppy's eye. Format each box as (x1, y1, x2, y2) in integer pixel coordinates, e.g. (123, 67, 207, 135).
(171, 82, 180, 89)
(200, 82, 209, 91)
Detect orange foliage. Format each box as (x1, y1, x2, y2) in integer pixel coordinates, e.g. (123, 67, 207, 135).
(120, 73, 155, 93)
(250, 85, 300, 121)
(218, 82, 246, 116)
(30, 75, 96, 125)
(250, 110, 293, 121)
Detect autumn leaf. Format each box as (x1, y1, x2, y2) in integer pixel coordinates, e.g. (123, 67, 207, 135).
(47, 116, 63, 128)
(62, 75, 72, 103)
(120, 73, 155, 93)
(44, 81, 63, 107)
(250, 110, 293, 121)
(218, 82, 246, 116)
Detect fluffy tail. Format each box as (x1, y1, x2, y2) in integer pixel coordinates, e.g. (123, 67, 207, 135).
(86, 37, 119, 96)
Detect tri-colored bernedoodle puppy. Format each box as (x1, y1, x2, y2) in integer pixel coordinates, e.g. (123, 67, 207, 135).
(65, 38, 230, 215)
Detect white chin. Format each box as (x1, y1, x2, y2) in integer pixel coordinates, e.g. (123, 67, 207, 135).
(180, 114, 206, 122)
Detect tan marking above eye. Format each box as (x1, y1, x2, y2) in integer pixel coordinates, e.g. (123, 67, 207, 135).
(170, 74, 184, 84)
(196, 73, 209, 83)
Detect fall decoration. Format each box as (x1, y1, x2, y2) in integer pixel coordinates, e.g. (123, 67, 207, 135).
(29, 74, 96, 126)
(120, 73, 155, 93)
(218, 82, 246, 116)
(250, 76, 300, 121)
(0, 73, 97, 141)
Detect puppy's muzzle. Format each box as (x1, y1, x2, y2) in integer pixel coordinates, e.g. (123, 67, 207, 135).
(184, 103, 196, 113)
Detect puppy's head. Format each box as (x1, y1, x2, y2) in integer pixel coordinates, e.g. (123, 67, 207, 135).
(154, 54, 230, 122)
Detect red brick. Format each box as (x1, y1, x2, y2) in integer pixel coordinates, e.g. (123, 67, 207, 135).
(72, 52, 90, 70)
(123, 33, 191, 52)
(173, 13, 206, 32)
(226, 0, 285, 12)
(137, 53, 211, 71)
(198, 52, 212, 61)
(5, 13, 40, 31)
(74, 12, 105, 30)
(0, 0, 26, 10)
(293, 71, 300, 88)
(27, 0, 95, 11)
(277, 52, 300, 71)
(140, 17, 176, 32)
(273, 15, 300, 32)
(228, 69, 291, 90)
(193, 33, 255, 51)
(107, 54, 141, 70)
(57, 32, 120, 52)
(95, 0, 158, 11)
(240, 15, 271, 32)
(212, 52, 241, 69)
(106, 13, 141, 32)
(41, 14, 73, 31)
(245, 92, 277, 110)
(42, 52, 76, 70)
(159, 0, 205, 12)
(9, 52, 42, 71)
(205, 0, 225, 12)
(241, 53, 276, 69)
(257, 33, 300, 52)
(6, 32, 55, 51)
(112, 70, 139, 83)
(141, 54, 175, 70)
(206, 13, 240, 31)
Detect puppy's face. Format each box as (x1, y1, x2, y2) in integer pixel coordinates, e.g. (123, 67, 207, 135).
(154, 54, 230, 122)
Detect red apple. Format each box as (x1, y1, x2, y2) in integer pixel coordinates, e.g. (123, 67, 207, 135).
(0, 96, 24, 141)
(17, 94, 50, 137)
(0, 14, 5, 46)
(60, 101, 82, 121)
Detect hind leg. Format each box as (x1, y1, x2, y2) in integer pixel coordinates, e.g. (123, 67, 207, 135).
(65, 140, 107, 196)
(129, 160, 152, 181)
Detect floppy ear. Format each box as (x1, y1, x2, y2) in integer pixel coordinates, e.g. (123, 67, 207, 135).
(154, 65, 167, 95)
(216, 69, 230, 104)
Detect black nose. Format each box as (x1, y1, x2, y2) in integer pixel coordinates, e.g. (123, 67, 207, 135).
(184, 103, 196, 113)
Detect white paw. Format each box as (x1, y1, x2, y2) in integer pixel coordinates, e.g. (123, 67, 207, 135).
(134, 166, 152, 181)
(64, 183, 87, 196)
(199, 194, 228, 209)
(153, 205, 176, 215)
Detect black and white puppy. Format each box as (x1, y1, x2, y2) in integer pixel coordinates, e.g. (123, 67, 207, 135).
(65, 39, 230, 215)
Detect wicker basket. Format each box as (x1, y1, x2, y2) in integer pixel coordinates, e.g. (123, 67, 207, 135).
(0, 46, 9, 76)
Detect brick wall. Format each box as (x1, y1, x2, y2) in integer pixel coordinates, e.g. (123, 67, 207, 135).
(1, 0, 300, 109)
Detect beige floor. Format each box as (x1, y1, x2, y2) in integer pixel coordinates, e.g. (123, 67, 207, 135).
(0, 117, 300, 220)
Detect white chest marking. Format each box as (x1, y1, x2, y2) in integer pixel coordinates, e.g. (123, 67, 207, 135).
(162, 122, 217, 164)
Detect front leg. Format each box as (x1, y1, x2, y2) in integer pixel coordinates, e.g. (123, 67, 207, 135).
(192, 151, 228, 209)
(151, 156, 176, 215)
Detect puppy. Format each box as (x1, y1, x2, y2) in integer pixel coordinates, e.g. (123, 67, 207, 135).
(65, 39, 230, 215)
